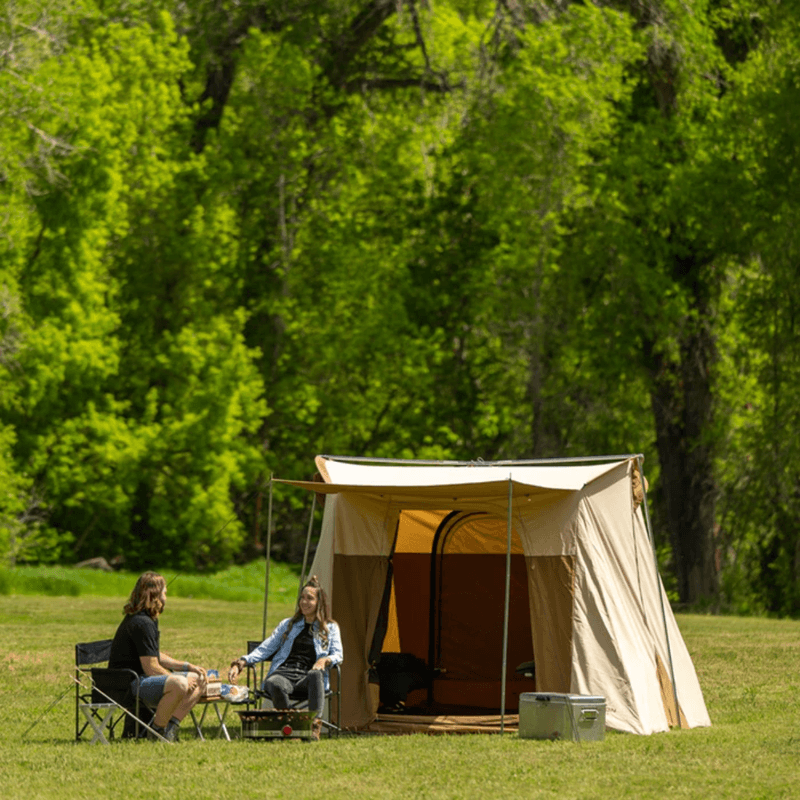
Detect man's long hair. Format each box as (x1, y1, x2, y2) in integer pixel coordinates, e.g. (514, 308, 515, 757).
(282, 575, 333, 646)
(123, 572, 166, 619)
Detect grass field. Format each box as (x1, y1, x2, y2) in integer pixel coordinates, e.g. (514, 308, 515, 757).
(1, 567, 799, 799)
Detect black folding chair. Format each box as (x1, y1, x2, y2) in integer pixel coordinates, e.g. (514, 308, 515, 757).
(243, 639, 341, 737)
(75, 639, 148, 743)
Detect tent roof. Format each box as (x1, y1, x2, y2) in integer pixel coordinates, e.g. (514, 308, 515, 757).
(275, 455, 637, 497)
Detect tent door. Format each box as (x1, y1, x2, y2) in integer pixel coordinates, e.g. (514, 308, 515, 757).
(429, 512, 536, 711)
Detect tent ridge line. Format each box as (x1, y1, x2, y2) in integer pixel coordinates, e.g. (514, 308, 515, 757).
(318, 454, 643, 467)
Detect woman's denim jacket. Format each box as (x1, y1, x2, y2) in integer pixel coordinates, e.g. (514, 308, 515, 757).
(242, 617, 343, 692)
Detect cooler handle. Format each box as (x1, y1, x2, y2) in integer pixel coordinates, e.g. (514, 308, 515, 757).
(580, 709, 599, 721)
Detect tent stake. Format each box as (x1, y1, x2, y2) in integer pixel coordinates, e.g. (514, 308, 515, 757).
(262, 475, 273, 641)
(500, 477, 513, 734)
(638, 456, 682, 728)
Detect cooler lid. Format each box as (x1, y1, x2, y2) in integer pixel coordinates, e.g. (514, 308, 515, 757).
(522, 692, 606, 704)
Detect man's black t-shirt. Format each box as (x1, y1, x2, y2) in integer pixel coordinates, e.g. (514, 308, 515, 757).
(108, 611, 160, 676)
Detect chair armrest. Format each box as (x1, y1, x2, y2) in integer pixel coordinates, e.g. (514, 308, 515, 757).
(90, 668, 140, 705)
(243, 660, 270, 707)
(329, 662, 341, 690)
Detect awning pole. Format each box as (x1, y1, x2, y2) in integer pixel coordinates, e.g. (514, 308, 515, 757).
(638, 456, 681, 728)
(298, 493, 317, 597)
(500, 476, 513, 734)
(262, 475, 273, 641)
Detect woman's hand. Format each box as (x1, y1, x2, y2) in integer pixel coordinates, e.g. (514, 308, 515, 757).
(228, 658, 246, 684)
(312, 657, 331, 671)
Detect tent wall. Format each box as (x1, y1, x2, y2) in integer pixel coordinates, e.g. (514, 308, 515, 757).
(331, 553, 388, 729)
(527, 555, 575, 693)
(566, 461, 711, 733)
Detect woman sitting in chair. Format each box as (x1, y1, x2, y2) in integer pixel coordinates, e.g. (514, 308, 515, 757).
(228, 575, 342, 737)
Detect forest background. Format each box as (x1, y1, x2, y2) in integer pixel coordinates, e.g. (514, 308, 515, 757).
(1, 0, 798, 617)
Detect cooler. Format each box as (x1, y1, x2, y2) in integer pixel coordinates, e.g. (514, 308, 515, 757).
(519, 693, 606, 742)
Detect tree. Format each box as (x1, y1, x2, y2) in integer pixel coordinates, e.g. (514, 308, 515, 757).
(2, 11, 268, 569)
(713, 5, 800, 615)
(553, 0, 738, 605)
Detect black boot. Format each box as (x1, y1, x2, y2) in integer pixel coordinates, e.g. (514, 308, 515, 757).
(146, 723, 168, 742)
(164, 720, 180, 743)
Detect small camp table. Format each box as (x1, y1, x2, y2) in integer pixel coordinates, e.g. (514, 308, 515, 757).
(189, 697, 231, 741)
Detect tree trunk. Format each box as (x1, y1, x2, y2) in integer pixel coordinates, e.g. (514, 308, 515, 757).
(647, 302, 719, 605)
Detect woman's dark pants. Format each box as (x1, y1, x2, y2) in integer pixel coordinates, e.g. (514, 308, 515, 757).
(262, 669, 325, 717)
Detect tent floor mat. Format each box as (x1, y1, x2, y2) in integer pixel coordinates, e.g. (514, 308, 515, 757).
(364, 712, 520, 735)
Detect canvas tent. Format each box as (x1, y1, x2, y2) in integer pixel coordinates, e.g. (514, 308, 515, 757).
(275, 454, 711, 736)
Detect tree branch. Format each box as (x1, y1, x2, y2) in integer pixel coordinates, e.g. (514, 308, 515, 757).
(191, 1, 399, 152)
(343, 76, 461, 93)
(322, 0, 397, 90)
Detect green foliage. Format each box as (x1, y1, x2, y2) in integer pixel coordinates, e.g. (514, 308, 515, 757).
(1, 0, 800, 610)
(708, 7, 800, 615)
(1, 10, 268, 570)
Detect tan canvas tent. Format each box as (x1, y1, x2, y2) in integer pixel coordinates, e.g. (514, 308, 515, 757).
(276, 454, 711, 735)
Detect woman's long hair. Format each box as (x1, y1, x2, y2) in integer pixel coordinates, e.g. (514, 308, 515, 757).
(123, 572, 166, 619)
(281, 575, 334, 647)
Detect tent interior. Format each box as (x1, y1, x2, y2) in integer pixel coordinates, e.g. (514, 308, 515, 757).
(361, 509, 570, 733)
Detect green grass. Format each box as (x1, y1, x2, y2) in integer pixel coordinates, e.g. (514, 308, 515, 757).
(0, 560, 303, 603)
(1, 580, 799, 799)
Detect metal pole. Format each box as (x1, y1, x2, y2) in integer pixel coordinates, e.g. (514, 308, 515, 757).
(253, 490, 262, 550)
(500, 476, 513, 734)
(262, 476, 273, 641)
(298, 493, 317, 597)
(638, 456, 682, 728)
(23, 682, 74, 740)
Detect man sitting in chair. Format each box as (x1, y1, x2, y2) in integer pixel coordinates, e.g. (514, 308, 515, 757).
(109, 572, 207, 742)
(228, 575, 343, 740)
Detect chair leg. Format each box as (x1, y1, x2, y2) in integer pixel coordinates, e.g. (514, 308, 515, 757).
(79, 706, 115, 745)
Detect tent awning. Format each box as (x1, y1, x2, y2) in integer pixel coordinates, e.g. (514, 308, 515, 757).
(275, 456, 633, 497)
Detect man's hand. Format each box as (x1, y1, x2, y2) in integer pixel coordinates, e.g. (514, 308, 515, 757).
(185, 664, 207, 691)
(312, 657, 330, 672)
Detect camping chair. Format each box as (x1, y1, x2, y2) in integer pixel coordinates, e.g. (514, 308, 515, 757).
(243, 640, 341, 738)
(75, 639, 148, 744)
